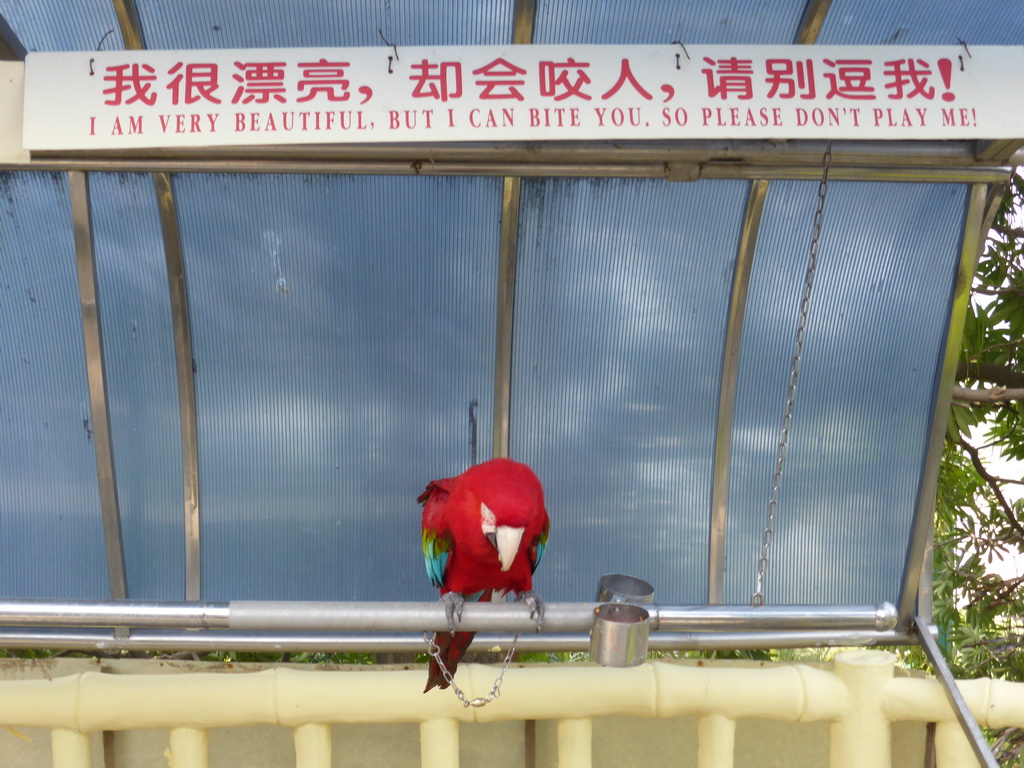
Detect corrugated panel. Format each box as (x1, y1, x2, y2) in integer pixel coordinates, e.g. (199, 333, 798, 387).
(172, 174, 501, 601)
(512, 177, 750, 604)
(725, 180, 968, 605)
(819, 0, 1024, 45)
(90, 172, 184, 600)
(534, 0, 808, 44)
(0, 172, 109, 598)
(135, 0, 515, 49)
(0, 0, 124, 52)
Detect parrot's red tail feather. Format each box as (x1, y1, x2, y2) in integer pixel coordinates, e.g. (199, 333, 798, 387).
(424, 631, 476, 693)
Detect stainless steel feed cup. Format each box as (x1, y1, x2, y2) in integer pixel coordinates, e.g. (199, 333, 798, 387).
(589, 603, 650, 667)
(595, 573, 654, 604)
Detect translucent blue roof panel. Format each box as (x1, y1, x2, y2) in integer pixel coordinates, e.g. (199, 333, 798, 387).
(724, 180, 968, 605)
(819, 0, 1024, 46)
(0, 0, 125, 53)
(135, 0, 515, 50)
(0, 172, 109, 598)
(173, 174, 502, 601)
(90, 172, 185, 601)
(512, 177, 751, 604)
(533, 0, 808, 45)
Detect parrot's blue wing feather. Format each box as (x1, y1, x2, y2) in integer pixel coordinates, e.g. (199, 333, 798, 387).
(529, 517, 550, 575)
(420, 479, 455, 589)
(422, 529, 452, 589)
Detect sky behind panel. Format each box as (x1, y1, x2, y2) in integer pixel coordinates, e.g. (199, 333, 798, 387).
(512, 177, 749, 603)
(725, 180, 967, 605)
(172, 174, 501, 601)
(0, 172, 110, 598)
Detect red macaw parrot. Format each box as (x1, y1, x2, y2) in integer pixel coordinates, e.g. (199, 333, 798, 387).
(419, 457, 550, 693)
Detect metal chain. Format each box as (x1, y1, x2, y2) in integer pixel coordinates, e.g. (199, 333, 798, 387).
(423, 632, 520, 707)
(752, 141, 833, 607)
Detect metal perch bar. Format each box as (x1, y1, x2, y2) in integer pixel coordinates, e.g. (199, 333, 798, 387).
(0, 599, 897, 633)
(0, 628, 915, 654)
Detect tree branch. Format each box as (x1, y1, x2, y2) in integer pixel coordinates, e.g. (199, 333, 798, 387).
(974, 286, 1024, 297)
(952, 385, 1024, 404)
(957, 360, 1024, 389)
(958, 438, 1024, 544)
(991, 222, 1024, 240)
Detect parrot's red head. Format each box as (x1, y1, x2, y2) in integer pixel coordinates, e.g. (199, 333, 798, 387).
(458, 458, 546, 573)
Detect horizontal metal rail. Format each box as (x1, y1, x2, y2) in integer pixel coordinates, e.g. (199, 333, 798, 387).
(24, 138, 1007, 163)
(0, 627, 914, 654)
(0, 599, 897, 633)
(1, 156, 1010, 182)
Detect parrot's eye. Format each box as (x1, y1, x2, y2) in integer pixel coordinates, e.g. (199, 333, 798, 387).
(481, 502, 498, 550)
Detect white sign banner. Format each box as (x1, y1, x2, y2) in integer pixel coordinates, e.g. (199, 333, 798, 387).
(21, 45, 1024, 150)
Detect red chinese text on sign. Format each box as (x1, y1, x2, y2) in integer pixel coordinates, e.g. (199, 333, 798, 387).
(231, 61, 287, 104)
(822, 59, 875, 100)
(472, 58, 528, 101)
(882, 58, 935, 100)
(701, 57, 755, 100)
(167, 63, 221, 105)
(409, 59, 463, 102)
(765, 59, 816, 100)
(103, 63, 158, 106)
(296, 59, 352, 102)
(538, 58, 592, 101)
(601, 59, 653, 100)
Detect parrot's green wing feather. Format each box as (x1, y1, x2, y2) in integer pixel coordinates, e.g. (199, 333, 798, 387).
(530, 516, 550, 575)
(422, 528, 453, 589)
(419, 478, 455, 589)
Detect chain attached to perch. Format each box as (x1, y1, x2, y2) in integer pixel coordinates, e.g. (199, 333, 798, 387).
(752, 141, 834, 607)
(423, 632, 520, 707)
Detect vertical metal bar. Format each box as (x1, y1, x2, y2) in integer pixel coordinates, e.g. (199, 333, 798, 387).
(493, 180, 521, 460)
(512, 0, 536, 44)
(707, 179, 769, 604)
(917, 533, 934, 621)
(914, 618, 999, 768)
(794, 0, 833, 44)
(111, 0, 201, 602)
(154, 172, 202, 601)
(706, 0, 833, 604)
(111, 0, 145, 50)
(492, 0, 535, 460)
(0, 13, 27, 60)
(898, 183, 996, 626)
(69, 171, 129, 601)
(975, 140, 1023, 163)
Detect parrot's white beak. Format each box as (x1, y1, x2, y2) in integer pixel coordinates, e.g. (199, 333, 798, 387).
(496, 526, 525, 572)
(481, 503, 525, 571)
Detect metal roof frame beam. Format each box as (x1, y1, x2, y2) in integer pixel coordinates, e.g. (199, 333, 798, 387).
(915, 617, 999, 768)
(68, 171, 129, 601)
(492, 0, 536, 459)
(0, 13, 26, 60)
(493, 177, 520, 459)
(154, 172, 202, 601)
(8, 156, 1009, 183)
(110, 0, 203, 601)
(795, 0, 832, 45)
(897, 182, 1002, 628)
(11, 142, 1009, 182)
(708, 179, 769, 604)
(26, 138, 999, 164)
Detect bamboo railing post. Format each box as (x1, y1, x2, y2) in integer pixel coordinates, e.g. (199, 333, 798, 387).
(831, 651, 896, 768)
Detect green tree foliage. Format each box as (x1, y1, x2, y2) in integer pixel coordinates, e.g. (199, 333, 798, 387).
(932, 169, 1024, 764)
